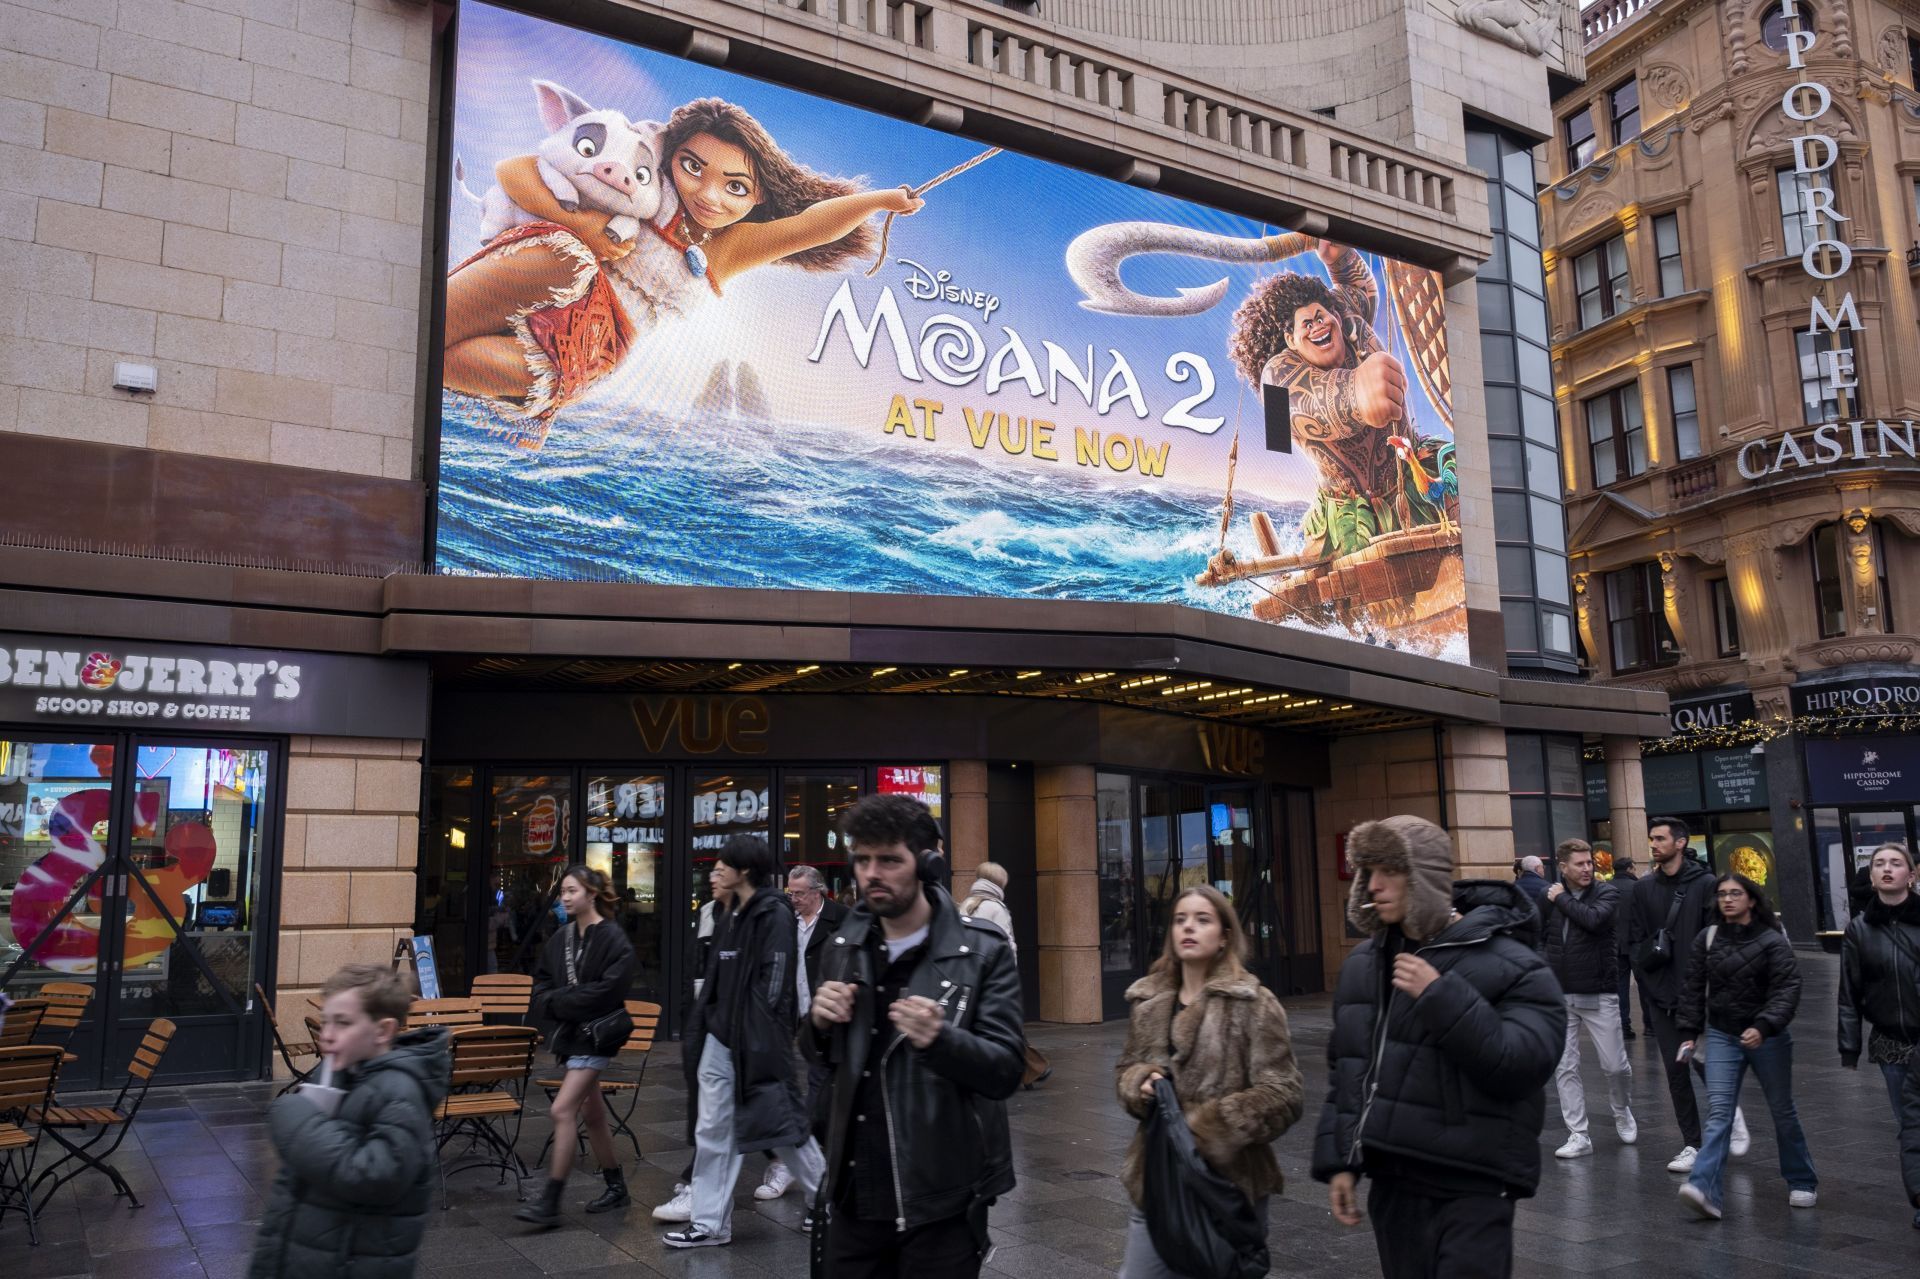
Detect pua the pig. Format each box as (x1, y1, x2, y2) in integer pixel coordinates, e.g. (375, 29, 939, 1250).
(456, 80, 668, 245)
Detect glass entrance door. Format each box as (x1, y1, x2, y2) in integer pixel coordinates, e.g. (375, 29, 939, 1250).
(1, 736, 276, 1087)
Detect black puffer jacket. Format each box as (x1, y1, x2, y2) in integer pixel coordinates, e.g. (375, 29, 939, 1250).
(1540, 878, 1620, 996)
(1839, 893, 1920, 1066)
(693, 887, 811, 1153)
(530, 915, 635, 1061)
(810, 886, 1025, 1228)
(1625, 857, 1718, 1010)
(1676, 920, 1801, 1040)
(1312, 876, 1566, 1197)
(250, 1028, 450, 1279)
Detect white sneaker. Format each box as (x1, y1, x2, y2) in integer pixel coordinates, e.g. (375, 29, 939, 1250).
(1788, 1189, 1817, 1208)
(754, 1160, 795, 1201)
(1554, 1133, 1593, 1160)
(1666, 1146, 1698, 1173)
(1730, 1109, 1751, 1157)
(1616, 1112, 1638, 1145)
(1678, 1182, 1721, 1220)
(651, 1189, 693, 1223)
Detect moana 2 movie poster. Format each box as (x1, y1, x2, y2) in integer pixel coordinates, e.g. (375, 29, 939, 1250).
(436, 0, 1468, 663)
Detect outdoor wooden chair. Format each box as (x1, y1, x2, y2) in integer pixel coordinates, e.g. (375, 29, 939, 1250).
(254, 983, 321, 1095)
(30, 1017, 176, 1211)
(0, 1046, 62, 1245)
(433, 1025, 537, 1207)
(535, 1000, 660, 1164)
(0, 1001, 47, 1051)
(409, 997, 484, 1029)
(471, 973, 534, 1023)
(32, 984, 91, 1065)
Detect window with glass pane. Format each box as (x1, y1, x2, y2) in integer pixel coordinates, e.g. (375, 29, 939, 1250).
(587, 772, 671, 999)
(1138, 781, 1176, 961)
(1797, 328, 1855, 424)
(1812, 523, 1848, 638)
(1874, 522, 1894, 632)
(1710, 578, 1741, 657)
(491, 772, 574, 977)
(1668, 365, 1700, 459)
(1654, 212, 1683, 296)
(1541, 609, 1575, 656)
(1574, 235, 1630, 328)
(1536, 550, 1571, 604)
(1565, 107, 1597, 171)
(780, 772, 859, 899)
(2, 739, 117, 1002)
(1609, 79, 1641, 145)
(1776, 166, 1837, 257)
(122, 745, 272, 1018)
(1606, 562, 1679, 671)
(421, 766, 475, 993)
(1910, 35, 1920, 88)
(1586, 385, 1646, 486)
(1096, 773, 1135, 975)
(1762, 3, 1810, 53)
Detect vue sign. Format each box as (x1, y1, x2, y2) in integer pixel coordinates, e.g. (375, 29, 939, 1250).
(630, 696, 770, 755)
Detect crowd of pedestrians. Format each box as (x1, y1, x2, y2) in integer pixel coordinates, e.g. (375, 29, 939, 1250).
(244, 801, 1920, 1279)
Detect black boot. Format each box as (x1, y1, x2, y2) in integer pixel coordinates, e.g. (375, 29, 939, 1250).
(585, 1166, 629, 1215)
(515, 1177, 565, 1229)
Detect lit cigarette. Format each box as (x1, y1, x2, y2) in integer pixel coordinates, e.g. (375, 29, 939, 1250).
(1360, 903, 1378, 910)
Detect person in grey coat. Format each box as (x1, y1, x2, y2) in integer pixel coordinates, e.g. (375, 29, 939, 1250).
(250, 965, 449, 1279)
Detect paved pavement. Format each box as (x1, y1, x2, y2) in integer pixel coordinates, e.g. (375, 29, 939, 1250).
(3, 953, 1915, 1277)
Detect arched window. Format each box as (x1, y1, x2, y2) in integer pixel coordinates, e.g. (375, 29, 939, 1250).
(1761, 2, 1813, 53)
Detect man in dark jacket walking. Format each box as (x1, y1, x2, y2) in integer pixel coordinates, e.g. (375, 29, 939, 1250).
(1624, 816, 1746, 1173)
(809, 794, 1025, 1278)
(1313, 815, 1565, 1279)
(665, 835, 824, 1248)
(1541, 838, 1635, 1159)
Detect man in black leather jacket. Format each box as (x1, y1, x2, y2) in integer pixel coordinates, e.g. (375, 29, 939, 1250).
(1541, 838, 1636, 1160)
(808, 794, 1025, 1278)
(1313, 815, 1565, 1279)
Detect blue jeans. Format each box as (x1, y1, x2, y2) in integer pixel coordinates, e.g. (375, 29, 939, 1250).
(1688, 1027, 1817, 1210)
(1880, 1062, 1908, 1122)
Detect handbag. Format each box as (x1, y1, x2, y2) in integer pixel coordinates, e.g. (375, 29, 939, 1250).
(1630, 883, 1689, 972)
(1140, 1077, 1269, 1279)
(564, 924, 633, 1056)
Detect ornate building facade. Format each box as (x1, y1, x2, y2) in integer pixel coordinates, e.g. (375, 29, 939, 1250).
(1550, 0, 1920, 939)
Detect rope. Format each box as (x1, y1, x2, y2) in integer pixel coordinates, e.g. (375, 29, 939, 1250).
(865, 147, 1003, 278)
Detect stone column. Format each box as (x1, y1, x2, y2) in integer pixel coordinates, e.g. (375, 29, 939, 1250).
(275, 735, 422, 1073)
(1603, 735, 1647, 867)
(1033, 764, 1100, 1024)
(946, 759, 989, 881)
(1443, 725, 1516, 878)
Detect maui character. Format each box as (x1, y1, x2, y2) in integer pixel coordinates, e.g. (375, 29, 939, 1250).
(442, 95, 923, 442)
(1228, 240, 1454, 560)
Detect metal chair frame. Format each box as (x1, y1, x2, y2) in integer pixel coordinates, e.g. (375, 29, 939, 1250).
(434, 1025, 537, 1208)
(30, 1017, 177, 1212)
(0, 1046, 62, 1245)
(254, 983, 321, 1096)
(534, 1000, 660, 1165)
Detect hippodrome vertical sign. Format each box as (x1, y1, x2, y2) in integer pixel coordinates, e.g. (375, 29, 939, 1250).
(1779, 0, 1863, 399)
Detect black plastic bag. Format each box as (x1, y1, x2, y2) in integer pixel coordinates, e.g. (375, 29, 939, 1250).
(1141, 1077, 1270, 1279)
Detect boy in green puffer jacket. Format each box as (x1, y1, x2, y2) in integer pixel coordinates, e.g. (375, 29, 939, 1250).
(250, 964, 450, 1279)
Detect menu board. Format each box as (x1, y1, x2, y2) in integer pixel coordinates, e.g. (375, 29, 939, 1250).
(1584, 762, 1610, 820)
(1642, 753, 1704, 814)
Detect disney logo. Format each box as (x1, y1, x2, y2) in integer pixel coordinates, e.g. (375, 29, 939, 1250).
(897, 257, 1000, 322)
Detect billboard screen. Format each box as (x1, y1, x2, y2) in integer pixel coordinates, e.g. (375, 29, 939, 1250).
(437, 1, 1466, 662)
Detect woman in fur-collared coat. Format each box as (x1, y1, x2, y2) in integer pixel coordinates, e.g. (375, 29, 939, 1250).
(1114, 885, 1304, 1277)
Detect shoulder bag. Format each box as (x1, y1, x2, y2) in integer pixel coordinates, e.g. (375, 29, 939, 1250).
(564, 924, 633, 1056)
(1630, 881, 1689, 971)
(1140, 1077, 1269, 1279)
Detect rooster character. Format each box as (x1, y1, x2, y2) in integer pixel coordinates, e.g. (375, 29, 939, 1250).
(1389, 435, 1457, 534)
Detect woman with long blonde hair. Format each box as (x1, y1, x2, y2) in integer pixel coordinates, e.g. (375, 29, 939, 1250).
(1113, 886, 1303, 1276)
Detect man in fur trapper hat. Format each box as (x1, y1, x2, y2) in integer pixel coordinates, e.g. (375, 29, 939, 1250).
(1312, 815, 1566, 1278)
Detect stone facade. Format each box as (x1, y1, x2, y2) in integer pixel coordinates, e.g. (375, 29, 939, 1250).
(273, 732, 421, 1060)
(1, 0, 431, 480)
(1548, 0, 1920, 702)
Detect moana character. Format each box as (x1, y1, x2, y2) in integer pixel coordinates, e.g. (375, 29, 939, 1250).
(1227, 240, 1454, 560)
(443, 97, 923, 440)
